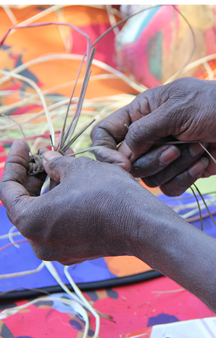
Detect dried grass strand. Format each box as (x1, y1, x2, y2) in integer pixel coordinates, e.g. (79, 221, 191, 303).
(190, 186, 203, 231)
(0, 70, 55, 147)
(2, 5, 17, 25)
(194, 184, 216, 227)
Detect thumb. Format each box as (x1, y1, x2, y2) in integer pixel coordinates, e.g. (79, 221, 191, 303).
(42, 151, 70, 183)
(0, 139, 31, 209)
(118, 105, 172, 163)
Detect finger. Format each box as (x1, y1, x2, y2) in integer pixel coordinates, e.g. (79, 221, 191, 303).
(142, 143, 207, 188)
(3, 138, 30, 184)
(42, 150, 80, 183)
(130, 145, 181, 177)
(65, 148, 74, 156)
(42, 151, 65, 183)
(118, 101, 179, 163)
(39, 147, 74, 156)
(40, 148, 74, 190)
(0, 139, 32, 216)
(91, 85, 171, 168)
(91, 106, 132, 168)
(91, 106, 131, 146)
(93, 147, 131, 171)
(3, 139, 46, 197)
(203, 144, 216, 177)
(160, 157, 209, 196)
(91, 95, 156, 169)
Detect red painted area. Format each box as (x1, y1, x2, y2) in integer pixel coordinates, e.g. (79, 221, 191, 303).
(1, 277, 215, 337)
(88, 277, 215, 337)
(10, 104, 41, 115)
(71, 23, 117, 69)
(3, 304, 79, 338)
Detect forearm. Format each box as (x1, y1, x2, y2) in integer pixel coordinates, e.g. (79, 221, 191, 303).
(128, 187, 216, 312)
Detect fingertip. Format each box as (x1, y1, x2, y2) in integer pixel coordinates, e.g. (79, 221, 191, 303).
(118, 141, 133, 161)
(113, 161, 131, 172)
(94, 148, 131, 172)
(10, 138, 30, 154)
(203, 169, 211, 178)
(65, 148, 74, 155)
(189, 157, 209, 178)
(42, 150, 62, 164)
(160, 145, 181, 165)
(42, 151, 63, 181)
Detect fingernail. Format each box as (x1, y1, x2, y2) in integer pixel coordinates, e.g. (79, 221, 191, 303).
(160, 146, 181, 165)
(189, 142, 208, 157)
(39, 147, 49, 155)
(118, 142, 133, 160)
(189, 157, 209, 177)
(42, 151, 62, 162)
(113, 162, 128, 170)
(203, 170, 211, 178)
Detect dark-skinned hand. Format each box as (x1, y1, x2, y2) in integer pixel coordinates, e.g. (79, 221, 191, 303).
(0, 139, 166, 265)
(91, 77, 216, 196)
(2, 139, 216, 314)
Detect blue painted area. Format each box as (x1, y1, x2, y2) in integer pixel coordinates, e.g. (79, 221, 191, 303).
(147, 313, 179, 327)
(2, 45, 11, 50)
(1, 324, 15, 338)
(66, 258, 116, 284)
(15, 55, 39, 84)
(135, 6, 161, 42)
(69, 319, 83, 331)
(88, 329, 95, 337)
(1, 191, 216, 292)
(148, 31, 162, 80)
(107, 289, 119, 299)
(0, 205, 116, 292)
(158, 192, 216, 236)
(84, 290, 99, 301)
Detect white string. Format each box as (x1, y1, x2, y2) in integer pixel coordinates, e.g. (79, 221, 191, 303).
(0, 295, 89, 329)
(43, 261, 89, 337)
(64, 266, 100, 338)
(0, 231, 21, 240)
(0, 53, 146, 92)
(0, 70, 55, 147)
(0, 262, 45, 279)
(2, 5, 17, 25)
(8, 226, 20, 248)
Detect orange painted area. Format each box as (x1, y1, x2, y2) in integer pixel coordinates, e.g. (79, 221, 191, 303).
(104, 256, 151, 277)
(120, 327, 152, 338)
(0, 5, 136, 114)
(139, 179, 162, 196)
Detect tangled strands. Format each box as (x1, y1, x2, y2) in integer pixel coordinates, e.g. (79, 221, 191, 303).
(0, 6, 215, 225)
(0, 6, 215, 336)
(0, 224, 110, 337)
(0, 4, 197, 175)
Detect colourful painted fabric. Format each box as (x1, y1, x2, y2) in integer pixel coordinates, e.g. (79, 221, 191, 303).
(0, 277, 215, 337)
(116, 5, 216, 87)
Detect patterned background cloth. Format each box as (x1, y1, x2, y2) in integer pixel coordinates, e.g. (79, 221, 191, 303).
(0, 5, 216, 337)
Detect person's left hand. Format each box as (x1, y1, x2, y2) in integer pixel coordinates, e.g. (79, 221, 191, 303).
(129, 142, 209, 196)
(91, 78, 212, 196)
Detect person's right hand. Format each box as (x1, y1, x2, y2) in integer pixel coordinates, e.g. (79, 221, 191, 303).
(91, 77, 216, 195)
(0, 139, 157, 265)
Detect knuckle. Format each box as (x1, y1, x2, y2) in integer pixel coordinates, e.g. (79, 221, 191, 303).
(127, 122, 143, 149)
(160, 171, 194, 197)
(160, 183, 182, 197)
(71, 156, 92, 169)
(48, 157, 63, 171)
(142, 177, 159, 188)
(91, 123, 101, 142)
(30, 243, 54, 261)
